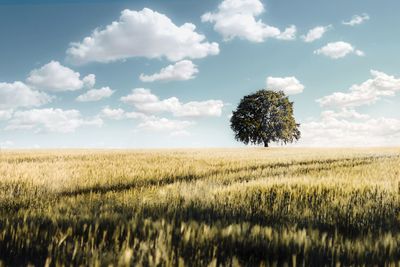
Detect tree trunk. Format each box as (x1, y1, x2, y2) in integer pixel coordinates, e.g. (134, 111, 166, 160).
(264, 141, 269, 147)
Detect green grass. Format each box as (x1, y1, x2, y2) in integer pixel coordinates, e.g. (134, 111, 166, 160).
(1, 148, 400, 266)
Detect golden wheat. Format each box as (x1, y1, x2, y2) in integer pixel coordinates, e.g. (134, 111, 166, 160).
(0, 147, 399, 266)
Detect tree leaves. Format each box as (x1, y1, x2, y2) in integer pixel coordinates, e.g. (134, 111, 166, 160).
(230, 90, 301, 147)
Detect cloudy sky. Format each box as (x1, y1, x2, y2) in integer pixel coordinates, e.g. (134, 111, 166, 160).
(1, 0, 400, 148)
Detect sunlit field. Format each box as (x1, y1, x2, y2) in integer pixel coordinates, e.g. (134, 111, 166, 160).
(1, 148, 400, 266)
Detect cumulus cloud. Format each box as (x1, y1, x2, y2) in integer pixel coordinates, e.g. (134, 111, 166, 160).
(6, 108, 102, 133)
(0, 110, 13, 120)
(201, 0, 296, 42)
(343, 13, 370, 26)
(121, 88, 158, 104)
(66, 8, 219, 64)
(299, 110, 400, 147)
(76, 87, 114, 102)
(26, 61, 94, 92)
(320, 109, 370, 120)
(266, 76, 305, 95)
(173, 100, 224, 117)
(100, 107, 156, 120)
(0, 81, 51, 109)
(314, 41, 364, 59)
(100, 107, 126, 120)
(137, 117, 193, 132)
(301, 25, 331, 43)
(276, 25, 297, 41)
(305, 70, 400, 146)
(139, 60, 199, 82)
(117, 88, 222, 136)
(124, 111, 151, 121)
(317, 70, 400, 108)
(100, 106, 193, 134)
(121, 88, 224, 117)
(83, 74, 96, 88)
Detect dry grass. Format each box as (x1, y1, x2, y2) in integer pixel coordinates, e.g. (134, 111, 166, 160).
(0, 147, 400, 266)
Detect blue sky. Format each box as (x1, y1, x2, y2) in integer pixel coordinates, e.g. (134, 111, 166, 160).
(0, 0, 400, 148)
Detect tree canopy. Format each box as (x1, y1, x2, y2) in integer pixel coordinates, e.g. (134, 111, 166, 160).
(230, 90, 300, 147)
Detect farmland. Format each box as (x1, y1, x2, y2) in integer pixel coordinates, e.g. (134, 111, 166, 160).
(1, 148, 400, 266)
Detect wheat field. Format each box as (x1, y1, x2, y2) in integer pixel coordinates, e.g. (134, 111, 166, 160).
(1, 148, 400, 266)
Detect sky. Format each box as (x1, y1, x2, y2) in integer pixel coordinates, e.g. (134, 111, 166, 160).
(0, 0, 400, 148)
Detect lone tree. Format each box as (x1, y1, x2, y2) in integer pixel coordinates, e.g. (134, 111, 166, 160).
(230, 90, 300, 147)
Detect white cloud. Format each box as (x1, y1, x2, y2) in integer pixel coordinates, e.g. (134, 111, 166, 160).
(201, 0, 296, 42)
(99, 106, 192, 134)
(100, 107, 150, 121)
(343, 13, 370, 26)
(116, 88, 222, 136)
(67, 8, 219, 64)
(100, 107, 157, 121)
(121, 88, 159, 103)
(301, 25, 331, 43)
(0, 109, 13, 120)
(305, 70, 400, 146)
(314, 41, 364, 59)
(27, 61, 94, 92)
(354, 50, 365, 57)
(0, 81, 51, 109)
(276, 25, 297, 40)
(266, 76, 305, 95)
(83, 74, 96, 88)
(121, 88, 224, 117)
(299, 110, 400, 147)
(139, 60, 199, 82)
(100, 107, 126, 120)
(76, 87, 114, 102)
(320, 109, 370, 120)
(174, 100, 224, 117)
(124, 111, 151, 120)
(137, 117, 193, 132)
(317, 70, 400, 108)
(6, 108, 102, 133)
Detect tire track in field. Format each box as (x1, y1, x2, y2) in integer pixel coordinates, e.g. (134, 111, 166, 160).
(57, 154, 400, 197)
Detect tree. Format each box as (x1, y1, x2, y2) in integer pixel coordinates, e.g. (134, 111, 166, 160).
(230, 90, 300, 147)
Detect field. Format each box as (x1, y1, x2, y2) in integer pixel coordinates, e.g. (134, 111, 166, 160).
(1, 148, 400, 266)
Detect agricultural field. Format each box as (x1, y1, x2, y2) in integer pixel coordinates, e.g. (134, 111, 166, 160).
(1, 148, 400, 266)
